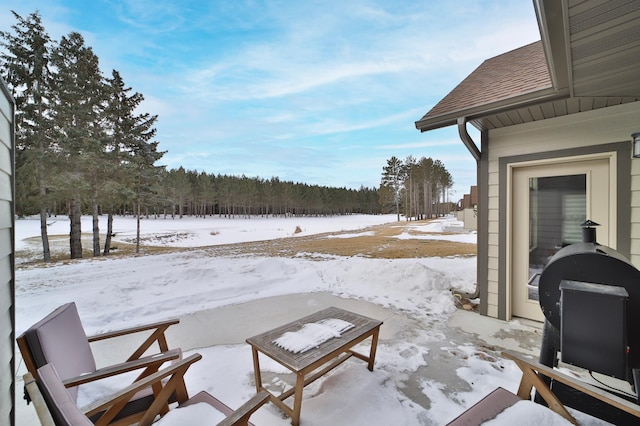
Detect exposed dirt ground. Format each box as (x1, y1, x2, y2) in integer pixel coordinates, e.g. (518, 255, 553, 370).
(17, 219, 477, 266)
(202, 221, 477, 259)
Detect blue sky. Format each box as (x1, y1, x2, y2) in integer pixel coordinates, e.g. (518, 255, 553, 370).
(2, 1, 540, 199)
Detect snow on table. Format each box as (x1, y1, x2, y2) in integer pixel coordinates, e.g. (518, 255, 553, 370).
(273, 318, 355, 354)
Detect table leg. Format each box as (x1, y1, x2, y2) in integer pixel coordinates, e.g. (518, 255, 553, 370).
(291, 372, 305, 426)
(251, 346, 263, 393)
(367, 326, 380, 371)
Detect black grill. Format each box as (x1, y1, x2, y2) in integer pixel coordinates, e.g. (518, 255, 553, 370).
(538, 222, 640, 374)
(536, 221, 640, 424)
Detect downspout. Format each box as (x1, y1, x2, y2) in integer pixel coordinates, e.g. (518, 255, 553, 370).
(457, 116, 480, 162)
(454, 117, 481, 299)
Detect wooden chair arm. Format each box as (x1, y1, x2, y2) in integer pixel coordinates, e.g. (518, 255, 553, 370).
(87, 319, 179, 342)
(217, 390, 271, 426)
(62, 349, 181, 387)
(502, 350, 640, 421)
(82, 353, 202, 426)
(87, 319, 180, 362)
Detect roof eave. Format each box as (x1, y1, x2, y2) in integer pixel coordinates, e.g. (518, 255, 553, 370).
(415, 87, 568, 132)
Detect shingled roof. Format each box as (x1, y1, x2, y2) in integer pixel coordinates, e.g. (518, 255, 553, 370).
(415, 41, 556, 131)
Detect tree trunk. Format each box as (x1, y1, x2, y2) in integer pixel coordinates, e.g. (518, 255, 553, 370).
(69, 197, 83, 259)
(92, 204, 100, 257)
(136, 202, 141, 254)
(404, 189, 409, 221)
(103, 211, 113, 255)
(39, 207, 51, 263)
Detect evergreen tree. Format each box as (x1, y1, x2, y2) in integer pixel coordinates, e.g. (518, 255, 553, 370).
(124, 109, 163, 253)
(0, 11, 55, 261)
(403, 155, 417, 220)
(380, 156, 404, 221)
(50, 32, 106, 259)
(417, 157, 434, 219)
(103, 69, 160, 254)
(432, 159, 453, 216)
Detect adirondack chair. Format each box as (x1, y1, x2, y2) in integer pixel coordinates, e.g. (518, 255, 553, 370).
(24, 353, 271, 426)
(446, 350, 640, 425)
(16, 302, 182, 424)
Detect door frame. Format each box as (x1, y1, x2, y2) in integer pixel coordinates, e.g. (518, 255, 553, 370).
(493, 142, 631, 322)
(505, 152, 618, 321)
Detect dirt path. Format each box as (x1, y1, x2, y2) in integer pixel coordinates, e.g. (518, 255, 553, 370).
(201, 220, 476, 259)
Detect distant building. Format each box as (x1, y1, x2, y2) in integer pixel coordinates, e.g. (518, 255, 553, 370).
(456, 186, 477, 230)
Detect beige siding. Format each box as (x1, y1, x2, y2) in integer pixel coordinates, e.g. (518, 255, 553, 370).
(0, 80, 14, 426)
(485, 101, 640, 318)
(487, 162, 500, 311)
(486, 304, 498, 318)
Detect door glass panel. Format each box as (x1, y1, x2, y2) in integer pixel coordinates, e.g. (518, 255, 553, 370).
(527, 174, 586, 300)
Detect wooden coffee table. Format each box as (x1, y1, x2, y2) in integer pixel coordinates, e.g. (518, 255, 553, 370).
(245, 306, 383, 425)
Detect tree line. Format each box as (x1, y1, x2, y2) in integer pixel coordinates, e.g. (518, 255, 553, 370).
(154, 168, 381, 218)
(1, 11, 455, 263)
(379, 155, 454, 221)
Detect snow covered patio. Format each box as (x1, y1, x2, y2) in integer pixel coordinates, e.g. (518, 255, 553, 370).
(17, 292, 545, 425)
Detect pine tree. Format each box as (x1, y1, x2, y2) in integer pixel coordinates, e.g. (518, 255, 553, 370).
(130, 142, 164, 253)
(50, 32, 106, 259)
(417, 157, 434, 219)
(380, 156, 404, 221)
(403, 156, 417, 220)
(0, 11, 55, 261)
(104, 72, 164, 252)
(432, 159, 453, 216)
(103, 70, 160, 254)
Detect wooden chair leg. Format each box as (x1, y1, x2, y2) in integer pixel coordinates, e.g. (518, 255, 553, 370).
(510, 356, 578, 425)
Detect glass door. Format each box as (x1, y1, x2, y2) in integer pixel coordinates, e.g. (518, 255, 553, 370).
(511, 158, 611, 321)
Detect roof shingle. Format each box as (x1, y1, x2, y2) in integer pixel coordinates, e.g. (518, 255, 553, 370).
(417, 41, 552, 124)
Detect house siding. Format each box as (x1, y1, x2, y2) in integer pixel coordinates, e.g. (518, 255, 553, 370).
(0, 78, 14, 426)
(485, 163, 500, 319)
(482, 101, 639, 319)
